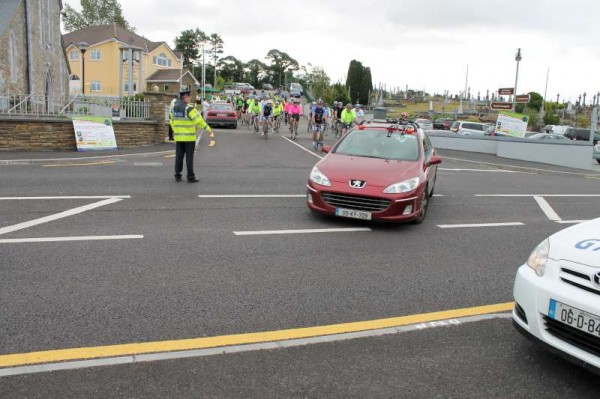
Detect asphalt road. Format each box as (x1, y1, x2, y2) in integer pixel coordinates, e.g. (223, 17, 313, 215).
(1, 121, 600, 397)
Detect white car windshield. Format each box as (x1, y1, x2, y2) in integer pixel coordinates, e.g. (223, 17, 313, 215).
(333, 129, 420, 161)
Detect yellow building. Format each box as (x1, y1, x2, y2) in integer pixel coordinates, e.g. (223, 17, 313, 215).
(63, 24, 187, 97)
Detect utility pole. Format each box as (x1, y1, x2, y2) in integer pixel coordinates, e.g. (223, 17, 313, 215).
(513, 48, 522, 111)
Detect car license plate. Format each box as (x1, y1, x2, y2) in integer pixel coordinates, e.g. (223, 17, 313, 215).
(335, 208, 372, 220)
(548, 299, 600, 338)
(217, 113, 228, 117)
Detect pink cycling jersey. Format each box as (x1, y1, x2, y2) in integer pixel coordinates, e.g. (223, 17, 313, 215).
(288, 104, 303, 115)
(284, 103, 292, 113)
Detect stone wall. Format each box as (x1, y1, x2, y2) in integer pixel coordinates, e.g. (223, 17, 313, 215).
(0, 117, 163, 151)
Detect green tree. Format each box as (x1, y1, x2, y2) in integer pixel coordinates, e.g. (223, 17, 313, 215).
(331, 82, 351, 105)
(304, 66, 331, 102)
(527, 92, 543, 111)
(62, 0, 134, 32)
(244, 59, 268, 88)
(208, 33, 224, 87)
(174, 28, 208, 69)
(266, 49, 299, 88)
(345, 60, 373, 105)
(218, 56, 244, 82)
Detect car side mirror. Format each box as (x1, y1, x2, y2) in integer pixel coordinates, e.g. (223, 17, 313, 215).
(428, 155, 442, 166)
(322, 145, 331, 154)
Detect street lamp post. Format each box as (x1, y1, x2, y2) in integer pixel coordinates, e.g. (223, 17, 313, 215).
(513, 48, 522, 111)
(75, 42, 89, 95)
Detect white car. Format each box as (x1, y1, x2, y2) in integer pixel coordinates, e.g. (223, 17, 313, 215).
(415, 118, 433, 131)
(513, 217, 600, 375)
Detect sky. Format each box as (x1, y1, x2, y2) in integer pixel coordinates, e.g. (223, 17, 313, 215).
(63, 0, 600, 103)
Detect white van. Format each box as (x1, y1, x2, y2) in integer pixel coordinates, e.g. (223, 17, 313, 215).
(289, 83, 303, 94)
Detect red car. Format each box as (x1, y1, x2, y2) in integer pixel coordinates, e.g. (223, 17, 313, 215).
(205, 102, 237, 129)
(306, 122, 441, 223)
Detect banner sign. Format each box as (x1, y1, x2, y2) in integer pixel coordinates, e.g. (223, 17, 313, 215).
(71, 115, 118, 151)
(495, 111, 529, 138)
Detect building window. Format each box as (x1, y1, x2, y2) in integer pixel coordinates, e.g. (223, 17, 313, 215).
(9, 31, 17, 83)
(90, 49, 101, 61)
(123, 83, 137, 92)
(39, 0, 52, 50)
(164, 85, 169, 92)
(153, 53, 172, 67)
(90, 81, 102, 92)
(69, 50, 79, 61)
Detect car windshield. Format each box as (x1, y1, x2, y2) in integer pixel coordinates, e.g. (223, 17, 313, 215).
(210, 104, 232, 111)
(333, 128, 420, 161)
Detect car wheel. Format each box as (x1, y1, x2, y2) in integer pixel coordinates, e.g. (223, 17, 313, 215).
(234, 123, 238, 129)
(597, 159, 600, 164)
(412, 188, 429, 225)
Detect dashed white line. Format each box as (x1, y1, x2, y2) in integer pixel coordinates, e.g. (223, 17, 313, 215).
(0, 235, 144, 244)
(475, 194, 600, 197)
(439, 168, 519, 173)
(556, 220, 589, 224)
(533, 196, 562, 221)
(0, 198, 123, 236)
(437, 222, 525, 229)
(234, 227, 371, 236)
(0, 196, 131, 200)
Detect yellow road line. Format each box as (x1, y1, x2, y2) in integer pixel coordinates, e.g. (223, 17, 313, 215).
(163, 154, 176, 159)
(0, 302, 514, 368)
(586, 176, 600, 180)
(43, 161, 115, 167)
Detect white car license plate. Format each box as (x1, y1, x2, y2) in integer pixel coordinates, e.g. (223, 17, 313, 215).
(335, 208, 372, 220)
(548, 299, 600, 338)
(217, 113, 228, 117)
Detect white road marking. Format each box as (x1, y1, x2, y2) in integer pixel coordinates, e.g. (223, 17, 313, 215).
(533, 196, 562, 221)
(198, 194, 306, 198)
(0, 151, 174, 165)
(439, 168, 519, 173)
(234, 227, 371, 236)
(437, 222, 525, 229)
(0, 235, 143, 244)
(133, 162, 163, 166)
(0, 198, 123, 236)
(0, 196, 131, 200)
(475, 194, 600, 197)
(556, 220, 589, 224)
(0, 312, 511, 377)
(281, 136, 324, 159)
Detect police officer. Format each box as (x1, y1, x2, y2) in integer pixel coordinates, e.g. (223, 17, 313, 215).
(170, 89, 212, 183)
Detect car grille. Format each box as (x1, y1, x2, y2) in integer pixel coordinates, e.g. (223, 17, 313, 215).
(544, 316, 600, 357)
(321, 192, 391, 212)
(560, 267, 600, 297)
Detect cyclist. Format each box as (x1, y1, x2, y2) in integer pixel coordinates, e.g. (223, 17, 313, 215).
(340, 103, 356, 136)
(235, 95, 245, 119)
(311, 99, 327, 150)
(400, 111, 409, 122)
(354, 103, 365, 125)
(288, 98, 302, 140)
(260, 99, 274, 135)
(273, 100, 283, 132)
(333, 102, 344, 137)
(249, 97, 261, 131)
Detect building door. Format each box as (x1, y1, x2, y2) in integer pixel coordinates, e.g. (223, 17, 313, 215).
(44, 69, 52, 113)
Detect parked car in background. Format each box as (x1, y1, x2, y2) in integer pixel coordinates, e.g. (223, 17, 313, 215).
(415, 118, 433, 131)
(542, 125, 569, 135)
(527, 133, 571, 141)
(594, 143, 600, 164)
(289, 83, 303, 94)
(450, 121, 489, 136)
(433, 118, 454, 130)
(204, 102, 237, 129)
(564, 127, 600, 144)
(262, 83, 274, 90)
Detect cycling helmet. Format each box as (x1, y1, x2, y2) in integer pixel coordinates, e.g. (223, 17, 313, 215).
(401, 112, 408, 118)
(346, 103, 352, 108)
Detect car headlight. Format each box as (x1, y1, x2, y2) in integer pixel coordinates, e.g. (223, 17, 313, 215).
(527, 239, 550, 277)
(383, 177, 420, 194)
(310, 166, 331, 187)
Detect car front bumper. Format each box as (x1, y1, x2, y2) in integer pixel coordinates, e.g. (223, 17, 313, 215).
(206, 118, 237, 127)
(305, 181, 423, 222)
(513, 263, 600, 374)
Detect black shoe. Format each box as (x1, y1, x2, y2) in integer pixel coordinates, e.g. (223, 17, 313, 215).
(187, 177, 199, 183)
(175, 176, 182, 182)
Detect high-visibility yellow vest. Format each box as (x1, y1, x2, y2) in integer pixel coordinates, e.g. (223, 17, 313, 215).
(169, 100, 210, 142)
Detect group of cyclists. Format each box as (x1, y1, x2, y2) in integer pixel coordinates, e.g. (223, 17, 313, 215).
(228, 92, 367, 149)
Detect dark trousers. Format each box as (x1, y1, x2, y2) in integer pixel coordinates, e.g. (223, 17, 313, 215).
(175, 141, 196, 179)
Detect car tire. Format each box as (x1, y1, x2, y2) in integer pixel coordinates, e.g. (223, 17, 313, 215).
(233, 123, 238, 130)
(412, 188, 429, 225)
(428, 172, 437, 197)
(596, 159, 600, 164)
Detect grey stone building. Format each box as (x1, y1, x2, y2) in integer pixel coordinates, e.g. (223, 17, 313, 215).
(0, 0, 69, 100)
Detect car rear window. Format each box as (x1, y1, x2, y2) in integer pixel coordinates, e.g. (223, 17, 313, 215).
(333, 129, 419, 161)
(463, 123, 484, 130)
(210, 104, 233, 111)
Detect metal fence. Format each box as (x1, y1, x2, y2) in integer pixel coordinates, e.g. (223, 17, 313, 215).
(0, 94, 150, 120)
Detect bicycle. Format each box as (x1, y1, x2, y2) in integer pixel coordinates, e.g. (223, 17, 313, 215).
(314, 123, 325, 152)
(332, 119, 340, 138)
(262, 116, 272, 139)
(289, 114, 299, 140)
(273, 115, 281, 133)
(251, 114, 259, 133)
